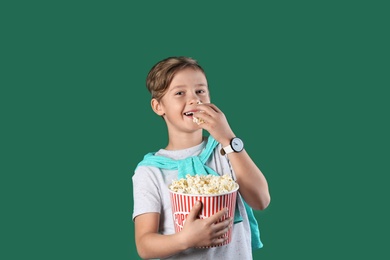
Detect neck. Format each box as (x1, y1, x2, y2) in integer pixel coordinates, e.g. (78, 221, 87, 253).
(165, 131, 204, 150)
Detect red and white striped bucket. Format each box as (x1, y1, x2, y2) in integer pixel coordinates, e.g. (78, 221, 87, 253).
(169, 187, 238, 247)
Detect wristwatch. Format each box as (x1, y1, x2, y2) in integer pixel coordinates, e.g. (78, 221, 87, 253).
(220, 137, 244, 155)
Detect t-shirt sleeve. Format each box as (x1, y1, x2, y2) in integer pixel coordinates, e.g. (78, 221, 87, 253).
(132, 166, 162, 221)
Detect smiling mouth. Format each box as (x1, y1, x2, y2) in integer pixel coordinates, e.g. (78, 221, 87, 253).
(184, 112, 194, 116)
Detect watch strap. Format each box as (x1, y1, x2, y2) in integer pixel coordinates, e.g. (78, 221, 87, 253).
(221, 144, 234, 155)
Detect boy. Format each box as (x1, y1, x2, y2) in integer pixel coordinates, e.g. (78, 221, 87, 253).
(132, 56, 270, 259)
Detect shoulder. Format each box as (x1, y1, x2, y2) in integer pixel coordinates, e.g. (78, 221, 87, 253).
(133, 164, 162, 178)
(133, 162, 164, 181)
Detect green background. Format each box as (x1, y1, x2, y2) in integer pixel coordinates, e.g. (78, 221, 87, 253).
(1, 1, 389, 259)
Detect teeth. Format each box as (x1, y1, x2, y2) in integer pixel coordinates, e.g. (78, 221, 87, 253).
(184, 112, 194, 116)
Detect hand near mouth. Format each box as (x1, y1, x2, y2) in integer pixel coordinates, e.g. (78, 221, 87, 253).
(193, 101, 206, 124)
(184, 101, 206, 125)
(192, 102, 236, 146)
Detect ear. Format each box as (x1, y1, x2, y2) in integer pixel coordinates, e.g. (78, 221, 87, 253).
(151, 98, 165, 116)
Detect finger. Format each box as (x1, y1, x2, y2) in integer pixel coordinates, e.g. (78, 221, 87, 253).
(197, 103, 222, 114)
(187, 201, 202, 221)
(213, 225, 230, 239)
(193, 110, 215, 123)
(206, 103, 222, 113)
(206, 207, 228, 224)
(210, 237, 227, 246)
(212, 217, 232, 231)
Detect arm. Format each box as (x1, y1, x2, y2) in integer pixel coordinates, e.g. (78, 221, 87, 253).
(134, 213, 186, 259)
(134, 202, 232, 259)
(194, 103, 271, 210)
(224, 149, 270, 210)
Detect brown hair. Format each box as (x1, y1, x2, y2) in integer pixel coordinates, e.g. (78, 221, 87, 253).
(146, 56, 206, 101)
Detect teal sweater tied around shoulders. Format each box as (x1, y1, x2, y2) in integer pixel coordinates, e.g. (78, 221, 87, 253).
(136, 135, 263, 250)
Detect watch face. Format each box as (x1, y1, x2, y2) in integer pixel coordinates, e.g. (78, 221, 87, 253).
(231, 137, 244, 152)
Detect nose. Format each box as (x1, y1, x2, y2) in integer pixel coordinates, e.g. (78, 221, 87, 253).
(189, 98, 202, 105)
(188, 92, 202, 105)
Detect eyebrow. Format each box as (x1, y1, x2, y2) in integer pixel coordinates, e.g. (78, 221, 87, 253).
(170, 84, 207, 91)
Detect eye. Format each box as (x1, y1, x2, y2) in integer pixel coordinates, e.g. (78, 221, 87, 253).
(175, 91, 184, 96)
(196, 89, 206, 94)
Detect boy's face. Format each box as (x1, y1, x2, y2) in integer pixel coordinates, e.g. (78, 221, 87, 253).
(152, 68, 210, 135)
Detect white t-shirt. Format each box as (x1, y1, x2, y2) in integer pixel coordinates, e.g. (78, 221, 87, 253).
(132, 137, 253, 259)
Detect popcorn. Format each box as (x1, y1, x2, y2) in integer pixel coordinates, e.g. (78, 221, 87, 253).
(168, 174, 239, 246)
(193, 116, 205, 125)
(193, 101, 205, 125)
(169, 174, 238, 195)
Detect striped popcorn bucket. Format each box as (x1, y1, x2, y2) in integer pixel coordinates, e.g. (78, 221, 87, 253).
(168, 187, 238, 247)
